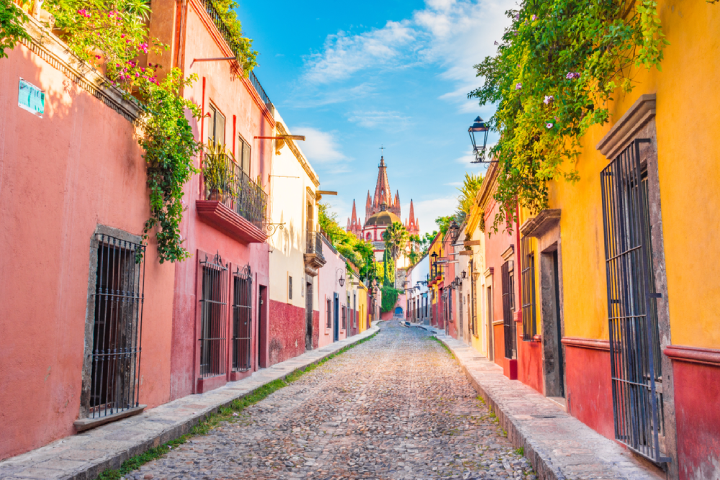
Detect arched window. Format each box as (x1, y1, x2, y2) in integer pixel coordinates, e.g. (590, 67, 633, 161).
(366, 232, 371, 240)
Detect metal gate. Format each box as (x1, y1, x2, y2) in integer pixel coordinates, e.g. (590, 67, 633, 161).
(600, 139, 668, 463)
(89, 234, 145, 418)
(199, 253, 228, 378)
(501, 260, 516, 359)
(232, 264, 252, 372)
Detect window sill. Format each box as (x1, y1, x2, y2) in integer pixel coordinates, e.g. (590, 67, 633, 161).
(196, 200, 267, 244)
(74, 405, 146, 432)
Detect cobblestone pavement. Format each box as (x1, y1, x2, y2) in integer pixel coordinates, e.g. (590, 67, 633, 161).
(125, 322, 534, 480)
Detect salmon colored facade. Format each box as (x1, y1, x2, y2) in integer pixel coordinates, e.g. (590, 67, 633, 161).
(0, 20, 175, 460)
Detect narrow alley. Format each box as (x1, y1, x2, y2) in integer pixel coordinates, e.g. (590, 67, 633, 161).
(126, 322, 532, 480)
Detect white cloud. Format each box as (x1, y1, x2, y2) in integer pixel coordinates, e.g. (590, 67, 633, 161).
(288, 83, 376, 108)
(290, 127, 348, 163)
(300, 0, 514, 111)
(347, 110, 411, 129)
(302, 21, 417, 84)
(412, 196, 458, 236)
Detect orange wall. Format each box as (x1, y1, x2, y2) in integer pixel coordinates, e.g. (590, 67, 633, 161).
(0, 44, 175, 459)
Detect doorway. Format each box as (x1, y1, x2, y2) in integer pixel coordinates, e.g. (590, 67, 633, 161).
(305, 278, 313, 350)
(541, 248, 564, 398)
(333, 293, 339, 342)
(256, 285, 267, 369)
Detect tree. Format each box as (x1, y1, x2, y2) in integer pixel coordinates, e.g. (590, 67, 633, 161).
(382, 222, 409, 264)
(435, 216, 456, 236)
(455, 173, 484, 224)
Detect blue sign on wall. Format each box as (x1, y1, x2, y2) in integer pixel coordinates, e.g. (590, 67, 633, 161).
(18, 78, 45, 117)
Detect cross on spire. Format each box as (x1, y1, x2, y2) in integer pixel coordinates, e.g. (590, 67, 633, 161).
(379, 145, 384, 155)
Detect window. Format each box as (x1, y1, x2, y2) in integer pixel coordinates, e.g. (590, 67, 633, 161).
(521, 236, 537, 341)
(353, 294, 357, 327)
(342, 305, 346, 330)
(87, 234, 145, 419)
(207, 104, 226, 147)
(470, 260, 477, 337)
(326, 299, 332, 329)
(199, 253, 228, 378)
(501, 260, 517, 359)
(232, 265, 252, 372)
(238, 135, 251, 175)
(288, 276, 293, 300)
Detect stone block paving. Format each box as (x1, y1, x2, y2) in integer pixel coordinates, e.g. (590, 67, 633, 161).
(424, 326, 664, 480)
(125, 322, 533, 480)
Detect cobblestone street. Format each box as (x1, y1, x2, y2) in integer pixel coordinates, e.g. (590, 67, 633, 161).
(126, 322, 533, 480)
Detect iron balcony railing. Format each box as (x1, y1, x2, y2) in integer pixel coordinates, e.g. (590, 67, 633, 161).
(202, 152, 267, 228)
(306, 232, 325, 261)
(200, 0, 273, 109)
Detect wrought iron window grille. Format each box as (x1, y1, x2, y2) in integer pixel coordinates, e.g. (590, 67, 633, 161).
(600, 138, 669, 464)
(87, 234, 146, 419)
(199, 252, 228, 379)
(232, 264, 252, 372)
(521, 236, 537, 341)
(501, 260, 517, 359)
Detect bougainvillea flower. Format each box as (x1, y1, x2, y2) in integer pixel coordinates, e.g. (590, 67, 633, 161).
(566, 72, 580, 79)
(544, 95, 554, 104)
(515, 83, 522, 90)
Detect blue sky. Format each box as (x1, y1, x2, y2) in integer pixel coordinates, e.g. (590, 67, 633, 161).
(236, 0, 514, 234)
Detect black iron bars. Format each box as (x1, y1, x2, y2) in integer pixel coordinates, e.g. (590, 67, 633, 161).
(232, 264, 252, 372)
(521, 235, 537, 341)
(600, 138, 668, 464)
(199, 252, 228, 378)
(89, 234, 146, 419)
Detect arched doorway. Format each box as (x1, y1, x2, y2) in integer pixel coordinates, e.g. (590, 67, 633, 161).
(394, 306, 403, 317)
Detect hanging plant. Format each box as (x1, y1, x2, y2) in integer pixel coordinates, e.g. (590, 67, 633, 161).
(469, 0, 669, 232)
(0, 1, 31, 58)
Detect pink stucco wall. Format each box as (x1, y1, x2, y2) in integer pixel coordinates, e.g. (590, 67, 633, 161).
(0, 45, 175, 459)
(168, 2, 273, 399)
(317, 238, 347, 348)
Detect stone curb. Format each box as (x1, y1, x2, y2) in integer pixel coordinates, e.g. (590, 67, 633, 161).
(418, 326, 663, 480)
(0, 324, 381, 480)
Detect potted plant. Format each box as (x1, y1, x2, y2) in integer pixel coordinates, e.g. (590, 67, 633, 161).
(203, 142, 235, 201)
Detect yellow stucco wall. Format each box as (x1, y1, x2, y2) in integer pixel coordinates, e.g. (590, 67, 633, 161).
(357, 283, 368, 333)
(548, 0, 720, 348)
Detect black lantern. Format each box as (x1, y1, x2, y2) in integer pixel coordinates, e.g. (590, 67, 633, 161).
(449, 220, 459, 239)
(462, 270, 467, 279)
(337, 268, 346, 287)
(455, 275, 461, 285)
(468, 116, 491, 163)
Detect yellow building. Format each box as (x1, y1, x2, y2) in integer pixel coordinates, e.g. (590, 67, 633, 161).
(518, 2, 720, 476)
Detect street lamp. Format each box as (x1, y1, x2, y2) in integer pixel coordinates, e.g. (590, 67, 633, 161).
(336, 268, 346, 287)
(462, 270, 467, 279)
(448, 220, 459, 240)
(468, 116, 492, 164)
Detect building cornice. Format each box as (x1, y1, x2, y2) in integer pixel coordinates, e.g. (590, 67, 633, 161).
(276, 122, 320, 188)
(596, 93, 656, 160)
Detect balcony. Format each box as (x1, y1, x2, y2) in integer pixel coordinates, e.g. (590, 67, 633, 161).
(196, 152, 268, 244)
(304, 232, 327, 276)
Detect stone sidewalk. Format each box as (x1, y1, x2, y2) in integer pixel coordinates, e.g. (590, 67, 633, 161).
(422, 326, 665, 480)
(0, 324, 379, 480)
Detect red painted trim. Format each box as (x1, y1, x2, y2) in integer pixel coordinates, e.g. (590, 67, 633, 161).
(664, 344, 720, 367)
(561, 336, 611, 351)
(196, 200, 268, 244)
(232, 115, 236, 157)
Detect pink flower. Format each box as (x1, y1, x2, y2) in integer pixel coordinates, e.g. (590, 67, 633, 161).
(531, 14, 536, 20)
(121, 34, 125, 38)
(543, 95, 554, 104)
(515, 83, 522, 90)
(494, 41, 499, 45)
(566, 72, 580, 79)
(546, 123, 553, 129)
(95, 54, 101, 59)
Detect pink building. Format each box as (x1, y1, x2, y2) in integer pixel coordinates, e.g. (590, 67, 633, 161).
(148, 0, 275, 396)
(0, 18, 176, 460)
(317, 235, 348, 347)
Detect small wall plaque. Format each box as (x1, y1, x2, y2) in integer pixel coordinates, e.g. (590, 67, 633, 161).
(18, 78, 45, 117)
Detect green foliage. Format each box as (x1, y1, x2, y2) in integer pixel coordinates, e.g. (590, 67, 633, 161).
(469, 0, 669, 231)
(41, 1, 204, 262)
(0, 1, 30, 59)
(435, 216, 456, 236)
(455, 172, 484, 222)
(382, 221, 409, 263)
(206, 0, 257, 75)
(411, 231, 438, 258)
(376, 251, 394, 286)
(319, 202, 377, 283)
(380, 284, 402, 313)
(139, 70, 201, 263)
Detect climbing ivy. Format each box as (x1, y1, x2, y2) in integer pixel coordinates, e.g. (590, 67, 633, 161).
(469, 0, 669, 231)
(0, 1, 30, 58)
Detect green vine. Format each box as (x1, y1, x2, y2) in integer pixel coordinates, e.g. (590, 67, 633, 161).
(33, 0, 204, 262)
(469, 0, 669, 231)
(0, 1, 31, 58)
